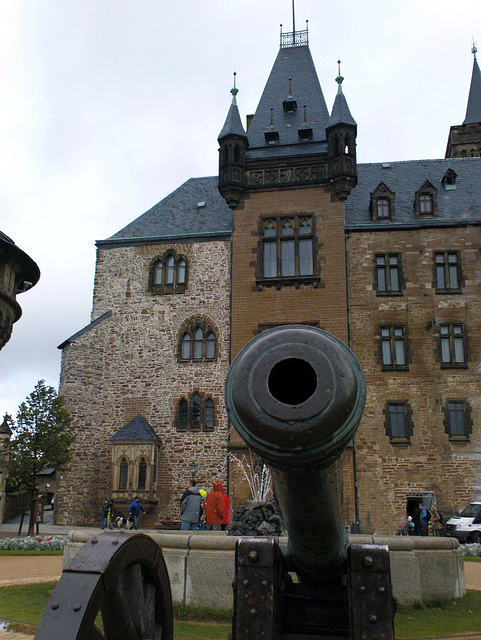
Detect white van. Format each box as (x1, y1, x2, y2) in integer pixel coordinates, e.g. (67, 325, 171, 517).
(445, 502, 481, 543)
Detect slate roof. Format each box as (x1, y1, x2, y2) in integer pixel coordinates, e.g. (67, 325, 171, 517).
(98, 177, 232, 247)
(345, 157, 481, 230)
(109, 414, 160, 442)
(246, 45, 330, 159)
(95, 158, 481, 249)
(218, 94, 247, 140)
(463, 58, 481, 125)
(327, 85, 357, 128)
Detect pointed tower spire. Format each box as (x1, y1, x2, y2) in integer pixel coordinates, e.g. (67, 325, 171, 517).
(218, 73, 249, 209)
(463, 42, 481, 124)
(326, 60, 357, 201)
(446, 44, 481, 158)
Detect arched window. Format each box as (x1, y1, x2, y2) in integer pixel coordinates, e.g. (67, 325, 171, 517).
(222, 146, 228, 167)
(179, 399, 188, 429)
(234, 144, 240, 163)
(193, 328, 204, 359)
(206, 332, 216, 359)
(154, 262, 163, 285)
(176, 394, 216, 432)
(205, 398, 215, 428)
(181, 333, 191, 359)
(192, 393, 202, 429)
(138, 458, 147, 490)
(178, 260, 186, 284)
(119, 458, 128, 490)
(150, 253, 188, 294)
(178, 320, 217, 361)
(166, 255, 175, 284)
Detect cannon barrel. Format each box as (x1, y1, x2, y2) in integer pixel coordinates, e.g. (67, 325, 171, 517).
(225, 325, 366, 581)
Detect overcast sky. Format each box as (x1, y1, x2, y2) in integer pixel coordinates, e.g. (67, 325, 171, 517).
(0, 0, 479, 417)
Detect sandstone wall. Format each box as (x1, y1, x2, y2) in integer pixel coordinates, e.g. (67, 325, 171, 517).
(348, 226, 481, 533)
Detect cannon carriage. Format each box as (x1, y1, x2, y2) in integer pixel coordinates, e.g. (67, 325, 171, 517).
(36, 325, 395, 640)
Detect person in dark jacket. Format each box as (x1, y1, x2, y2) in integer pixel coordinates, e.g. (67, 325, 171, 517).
(180, 480, 202, 530)
(128, 496, 145, 530)
(101, 499, 114, 530)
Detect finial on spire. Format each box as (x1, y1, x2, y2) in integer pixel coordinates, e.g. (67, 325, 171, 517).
(335, 59, 344, 93)
(472, 38, 478, 61)
(230, 71, 239, 104)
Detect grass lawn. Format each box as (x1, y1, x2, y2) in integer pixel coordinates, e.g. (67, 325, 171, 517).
(1, 581, 481, 638)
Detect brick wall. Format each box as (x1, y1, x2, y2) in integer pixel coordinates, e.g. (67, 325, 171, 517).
(348, 226, 481, 533)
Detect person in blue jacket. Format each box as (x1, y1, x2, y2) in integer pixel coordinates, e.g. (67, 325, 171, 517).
(128, 496, 145, 530)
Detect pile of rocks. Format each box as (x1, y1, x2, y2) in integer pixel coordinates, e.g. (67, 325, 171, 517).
(229, 500, 286, 536)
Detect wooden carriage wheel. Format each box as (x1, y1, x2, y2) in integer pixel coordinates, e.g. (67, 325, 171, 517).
(35, 532, 173, 640)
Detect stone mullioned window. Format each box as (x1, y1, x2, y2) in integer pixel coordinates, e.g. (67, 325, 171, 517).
(178, 318, 218, 362)
(257, 214, 320, 288)
(383, 401, 414, 444)
(443, 399, 473, 441)
(176, 393, 215, 432)
(149, 250, 188, 295)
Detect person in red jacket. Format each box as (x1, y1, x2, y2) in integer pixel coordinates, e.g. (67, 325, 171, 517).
(204, 480, 225, 530)
(218, 482, 230, 531)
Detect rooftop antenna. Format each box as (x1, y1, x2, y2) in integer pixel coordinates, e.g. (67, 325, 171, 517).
(292, 0, 296, 35)
(336, 59, 344, 93)
(230, 71, 239, 105)
(472, 38, 478, 61)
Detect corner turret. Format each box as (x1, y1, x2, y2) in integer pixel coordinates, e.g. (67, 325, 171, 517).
(218, 74, 248, 209)
(326, 63, 357, 201)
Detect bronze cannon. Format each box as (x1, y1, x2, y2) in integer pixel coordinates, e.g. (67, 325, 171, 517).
(35, 325, 395, 639)
(225, 325, 395, 639)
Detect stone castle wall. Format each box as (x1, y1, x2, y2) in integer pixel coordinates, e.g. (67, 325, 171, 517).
(55, 239, 231, 526)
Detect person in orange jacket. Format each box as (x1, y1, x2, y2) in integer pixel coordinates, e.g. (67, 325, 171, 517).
(204, 480, 225, 531)
(218, 482, 230, 531)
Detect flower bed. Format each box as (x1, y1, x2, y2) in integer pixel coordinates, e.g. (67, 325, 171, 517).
(459, 543, 481, 557)
(0, 535, 68, 551)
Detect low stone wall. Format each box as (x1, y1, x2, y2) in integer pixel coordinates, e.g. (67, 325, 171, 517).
(65, 530, 465, 608)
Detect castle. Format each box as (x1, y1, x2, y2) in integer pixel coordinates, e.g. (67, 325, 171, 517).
(55, 25, 481, 533)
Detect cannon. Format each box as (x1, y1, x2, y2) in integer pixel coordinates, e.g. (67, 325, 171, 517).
(225, 325, 395, 639)
(35, 325, 395, 639)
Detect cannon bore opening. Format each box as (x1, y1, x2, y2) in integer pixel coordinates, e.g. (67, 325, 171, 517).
(268, 357, 317, 406)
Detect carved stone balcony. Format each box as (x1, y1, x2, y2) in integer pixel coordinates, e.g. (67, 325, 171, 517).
(0, 231, 40, 351)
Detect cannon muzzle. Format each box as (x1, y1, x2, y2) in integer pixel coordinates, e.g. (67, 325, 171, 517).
(225, 325, 366, 580)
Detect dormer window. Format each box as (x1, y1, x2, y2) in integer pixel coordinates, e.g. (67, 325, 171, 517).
(377, 199, 390, 219)
(371, 183, 395, 221)
(283, 97, 297, 113)
(298, 128, 313, 142)
(414, 180, 437, 217)
(265, 130, 279, 145)
(442, 168, 457, 190)
(419, 194, 433, 213)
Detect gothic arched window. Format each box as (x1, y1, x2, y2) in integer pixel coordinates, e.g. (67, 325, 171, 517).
(150, 252, 188, 295)
(176, 393, 216, 432)
(119, 458, 128, 490)
(138, 458, 147, 490)
(179, 398, 188, 429)
(178, 320, 217, 361)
